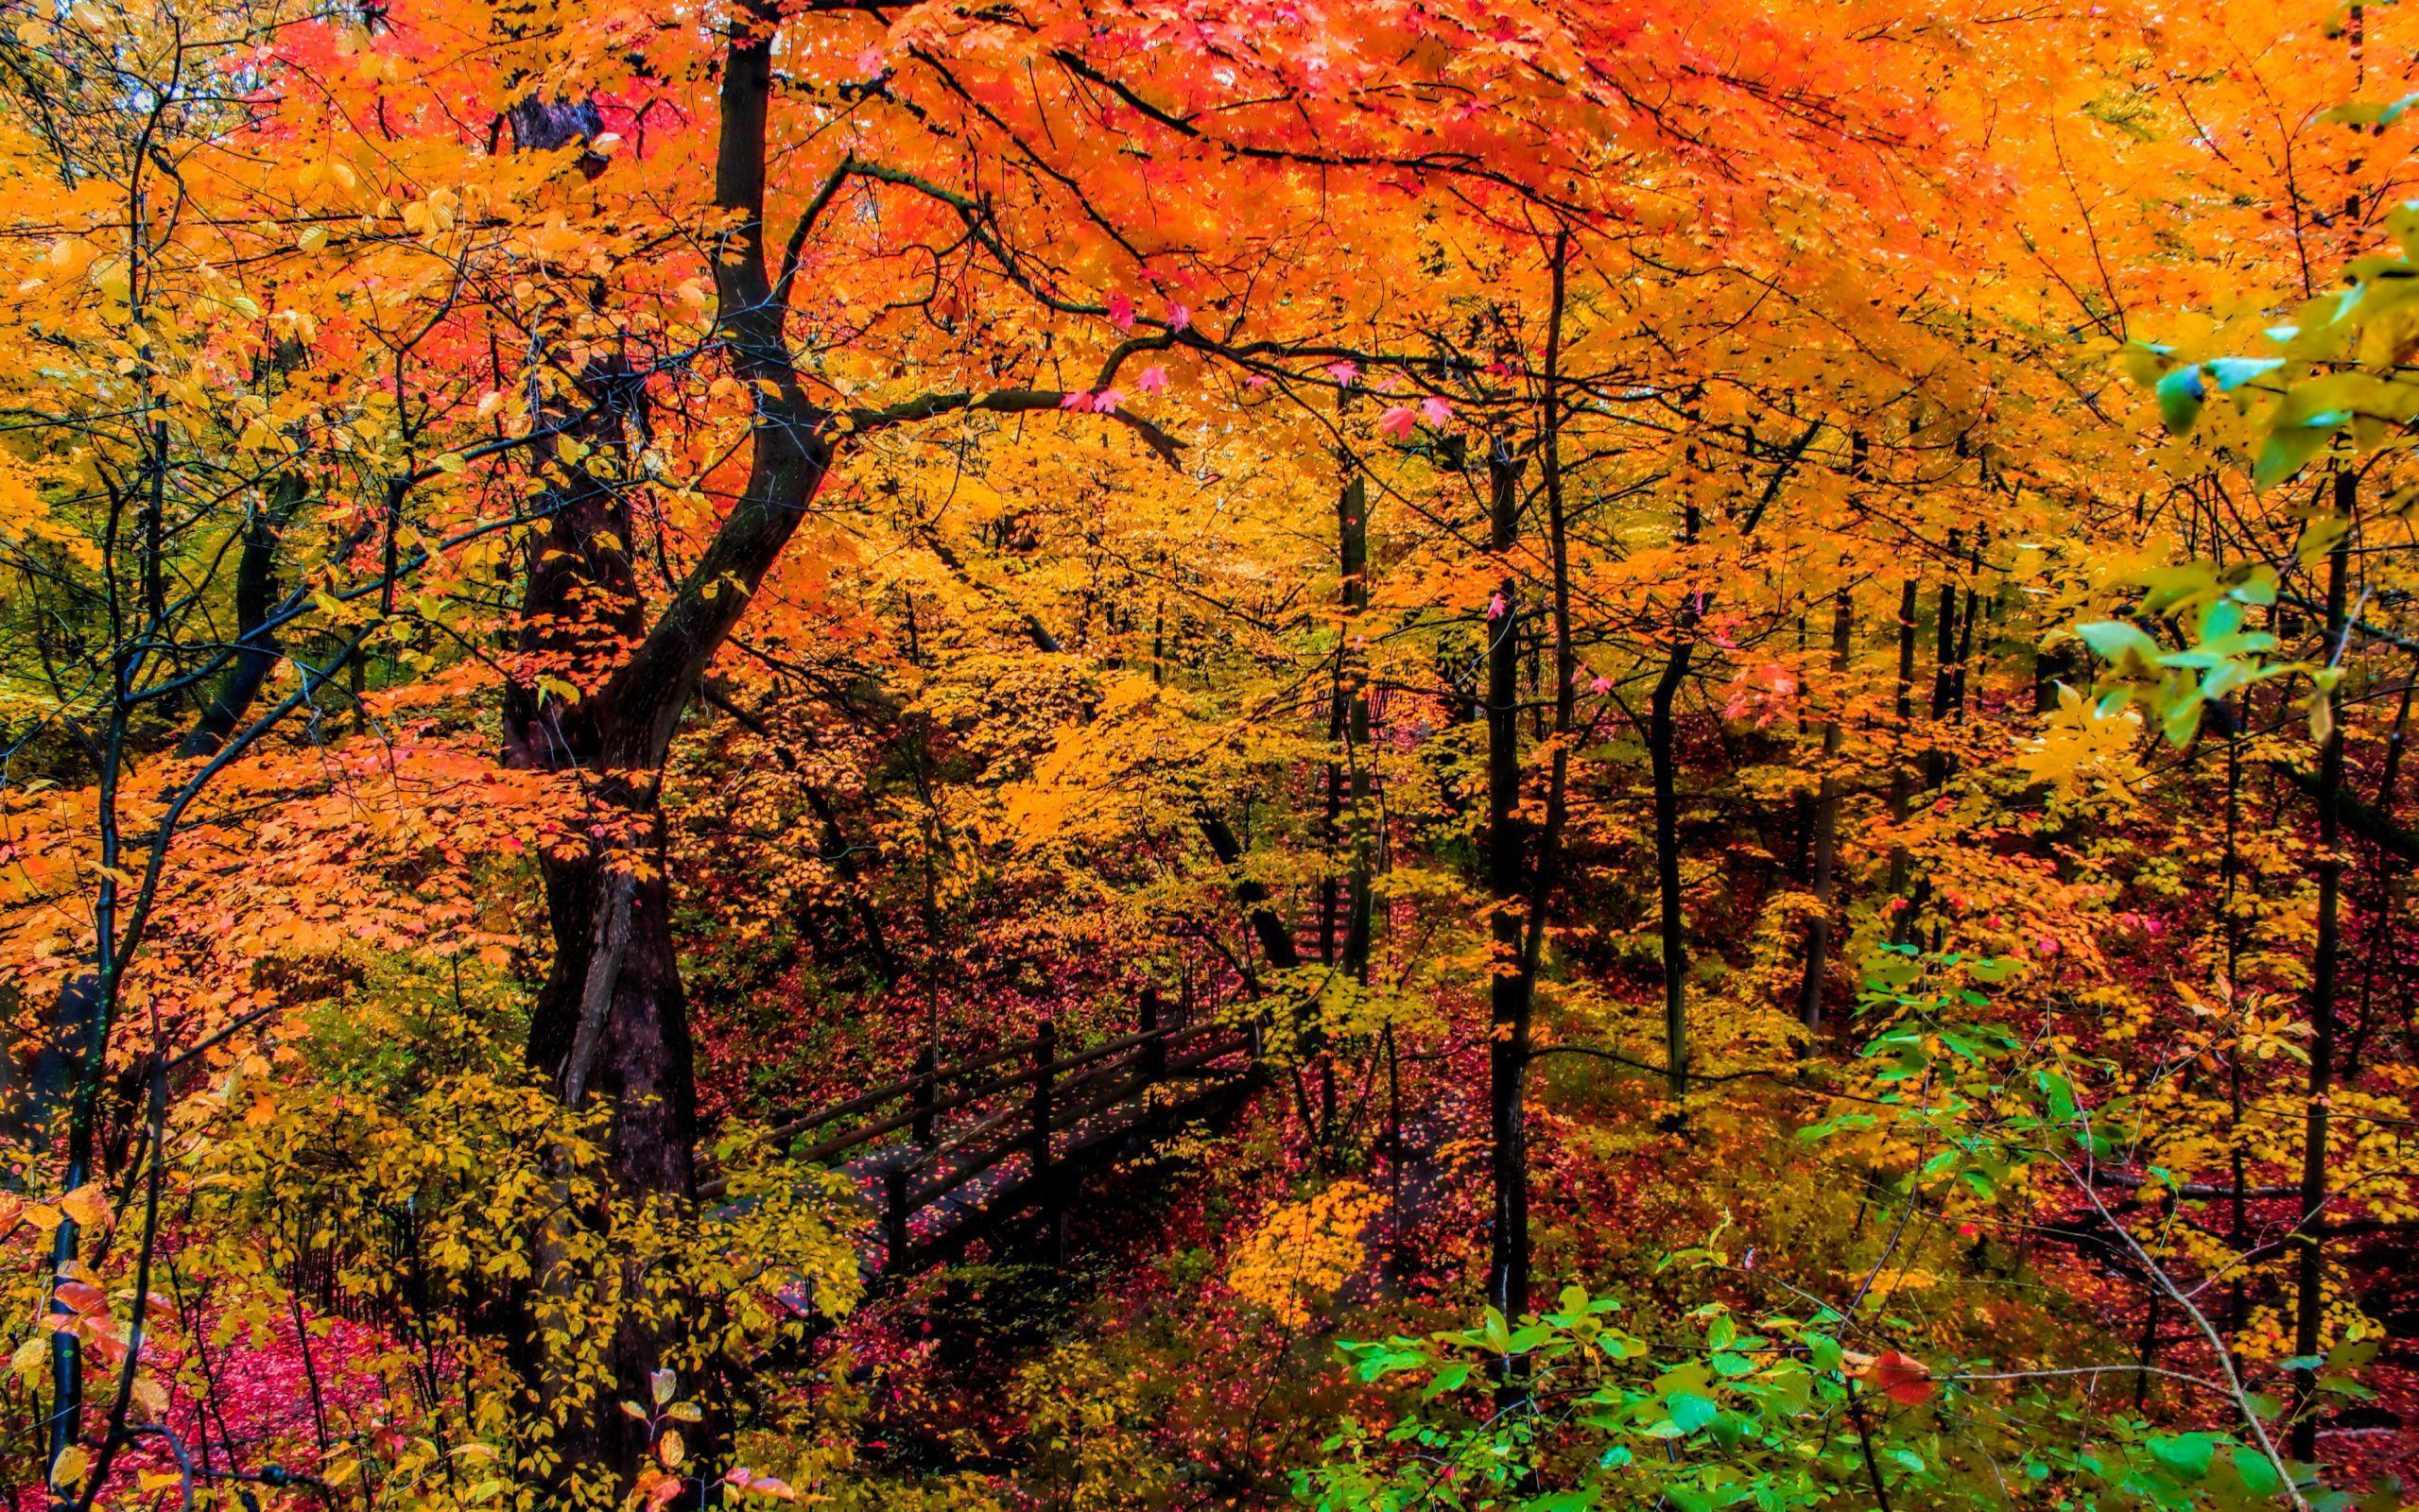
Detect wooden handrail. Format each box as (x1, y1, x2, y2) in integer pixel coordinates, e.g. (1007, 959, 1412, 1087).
(763, 1036, 1035, 1140)
(701, 1023, 1251, 1210)
(703, 1009, 1253, 1205)
(908, 1040, 1140, 1168)
(909, 1068, 1149, 1209)
(767, 1019, 1225, 1144)
(781, 1021, 1228, 1163)
(903, 1033, 1252, 1212)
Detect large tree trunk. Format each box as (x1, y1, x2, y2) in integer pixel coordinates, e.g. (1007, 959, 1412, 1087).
(525, 805, 699, 1198)
(495, 350, 698, 1480)
(486, 4, 1176, 1486)
(510, 0, 835, 1202)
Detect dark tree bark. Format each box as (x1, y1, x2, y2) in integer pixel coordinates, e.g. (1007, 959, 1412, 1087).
(1200, 812, 1303, 971)
(1485, 231, 1578, 1332)
(1922, 529, 1962, 796)
(2289, 469, 2352, 1462)
(1483, 437, 1529, 1325)
(499, 355, 689, 1193)
(1313, 467, 1376, 1141)
(178, 475, 302, 760)
(492, 24, 849, 1478)
(1337, 472, 1374, 985)
(1649, 636, 1692, 1107)
(480, 9, 1185, 1486)
(1884, 577, 1919, 926)
(1798, 589, 1850, 1033)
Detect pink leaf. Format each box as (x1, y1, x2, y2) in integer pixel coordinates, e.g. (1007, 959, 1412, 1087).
(1486, 592, 1507, 620)
(1091, 388, 1123, 413)
(727, 1469, 799, 1503)
(855, 47, 887, 78)
(1420, 395, 1452, 424)
(1135, 365, 1169, 395)
(1324, 359, 1360, 384)
(1107, 294, 1135, 332)
(1167, 302, 1190, 332)
(1589, 673, 1612, 694)
(1245, 374, 1271, 389)
(1378, 404, 1417, 439)
(1059, 390, 1090, 410)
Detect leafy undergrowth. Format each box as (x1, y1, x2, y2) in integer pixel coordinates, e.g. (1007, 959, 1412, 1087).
(682, 973, 2419, 1512)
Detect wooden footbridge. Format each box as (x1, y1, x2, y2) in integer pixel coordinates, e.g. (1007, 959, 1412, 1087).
(708, 992, 1261, 1280)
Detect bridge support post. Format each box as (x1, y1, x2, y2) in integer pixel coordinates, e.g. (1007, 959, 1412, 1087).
(911, 1044, 938, 1145)
(1141, 987, 1165, 1081)
(884, 1164, 909, 1270)
(1031, 1021, 1061, 1267)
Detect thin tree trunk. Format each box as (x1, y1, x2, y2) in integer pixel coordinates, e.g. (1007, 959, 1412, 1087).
(2289, 470, 2352, 1463)
(1885, 577, 1919, 931)
(1483, 434, 1529, 1326)
(1200, 813, 1303, 971)
(2344, 670, 2410, 1074)
(1650, 640, 1692, 1108)
(1921, 533, 1961, 795)
(1799, 590, 1851, 1033)
(1339, 472, 1374, 986)
(2224, 698, 2250, 1365)
(1899, 538, 1961, 943)
(1312, 463, 1370, 1143)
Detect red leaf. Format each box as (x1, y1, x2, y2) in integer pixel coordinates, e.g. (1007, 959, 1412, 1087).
(1864, 1350, 1934, 1406)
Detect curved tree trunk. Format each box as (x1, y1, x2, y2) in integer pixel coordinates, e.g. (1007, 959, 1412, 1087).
(178, 472, 302, 760)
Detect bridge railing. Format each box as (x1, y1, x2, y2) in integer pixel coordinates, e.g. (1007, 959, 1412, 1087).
(697, 988, 1257, 1234)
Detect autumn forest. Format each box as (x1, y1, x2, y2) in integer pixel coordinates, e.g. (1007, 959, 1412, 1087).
(2, 0, 2418, 1508)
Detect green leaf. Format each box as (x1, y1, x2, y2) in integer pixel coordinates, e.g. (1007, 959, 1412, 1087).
(2391, 200, 2419, 259)
(2254, 421, 2337, 490)
(2230, 1445, 2283, 1498)
(2155, 365, 2207, 433)
(2161, 692, 2205, 747)
(2297, 513, 2351, 564)
(1667, 1391, 1719, 1434)
(2148, 1432, 2220, 1482)
(2078, 620, 2160, 665)
(2208, 356, 2283, 392)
